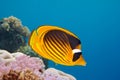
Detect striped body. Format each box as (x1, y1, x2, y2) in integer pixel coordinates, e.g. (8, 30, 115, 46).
(29, 26, 86, 66)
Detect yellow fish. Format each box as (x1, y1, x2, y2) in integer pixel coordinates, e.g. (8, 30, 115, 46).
(29, 25, 86, 66)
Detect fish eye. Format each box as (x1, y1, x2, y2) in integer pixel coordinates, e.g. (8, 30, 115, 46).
(72, 51, 82, 62)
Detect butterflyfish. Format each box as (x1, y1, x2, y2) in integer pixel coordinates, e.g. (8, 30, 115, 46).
(29, 25, 86, 66)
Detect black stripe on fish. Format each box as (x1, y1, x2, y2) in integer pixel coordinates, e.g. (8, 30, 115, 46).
(46, 30, 81, 50)
(45, 31, 65, 55)
(55, 31, 68, 44)
(47, 36, 68, 63)
(72, 52, 82, 62)
(45, 30, 69, 55)
(52, 30, 71, 53)
(51, 34, 68, 54)
(49, 36, 66, 57)
(44, 41, 65, 63)
(50, 32, 68, 56)
(43, 40, 56, 59)
(47, 35, 65, 57)
(44, 37, 66, 63)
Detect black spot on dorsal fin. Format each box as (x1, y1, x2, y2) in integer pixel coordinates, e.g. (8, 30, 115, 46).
(72, 52, 82, 62)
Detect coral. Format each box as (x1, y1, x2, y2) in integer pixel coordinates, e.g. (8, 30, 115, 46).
(16, 45, 48, 69)
(16, 45, 39, 57)
(0, 16, 30, 52)
(11, 52, 25, 58)
(3, 70, 21, 80)
(0, 49, 15, 65)
(0, 50, 45, 80)
(9, 54, 45, 74)
(0, 16, 48, 68)
(1, 16, 30, 37)
(0, 16, 76, 80)
(0, 62, 11, 80)
(3, 69, 41, 80)
(42, 68, 76, 80)
(0, 50, 76, 80)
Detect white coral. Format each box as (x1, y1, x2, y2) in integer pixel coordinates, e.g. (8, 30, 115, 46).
(0, 50, 26, 65)
(0, 50, 15, 64)
(42, 68, 76, 80)
(11, 52, 24, 58)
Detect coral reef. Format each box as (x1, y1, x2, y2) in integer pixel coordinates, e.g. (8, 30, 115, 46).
(0, 16, 30, 53)
(0, 50, 76, 80)
(3, 70, 41, 80)
(0, 49, 15, 64)
(0, 16, 30, 37)
(0, 16, 48, 68)
(0, 50, 44, 80)
(0, 16, 76, 80)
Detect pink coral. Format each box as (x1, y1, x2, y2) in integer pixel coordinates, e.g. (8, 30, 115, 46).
(0, 50, 76, 80)
(0, 54, 45, 79)
(0, 62, 11, 79)
(12, 55, 44, 69)
(10, 55, 45, 77)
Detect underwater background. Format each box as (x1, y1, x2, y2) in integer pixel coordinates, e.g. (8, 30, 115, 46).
(0, 0, 120, 80)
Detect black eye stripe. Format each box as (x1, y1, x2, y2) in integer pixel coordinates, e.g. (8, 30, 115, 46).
(72, 52, 82, 62)
(75, 52, 82, 54)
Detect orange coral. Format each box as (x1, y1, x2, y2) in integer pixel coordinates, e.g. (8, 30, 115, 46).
(3, 69, 42, 80)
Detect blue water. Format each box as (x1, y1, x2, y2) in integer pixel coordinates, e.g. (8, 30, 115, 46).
(0, 0, 120, 80)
